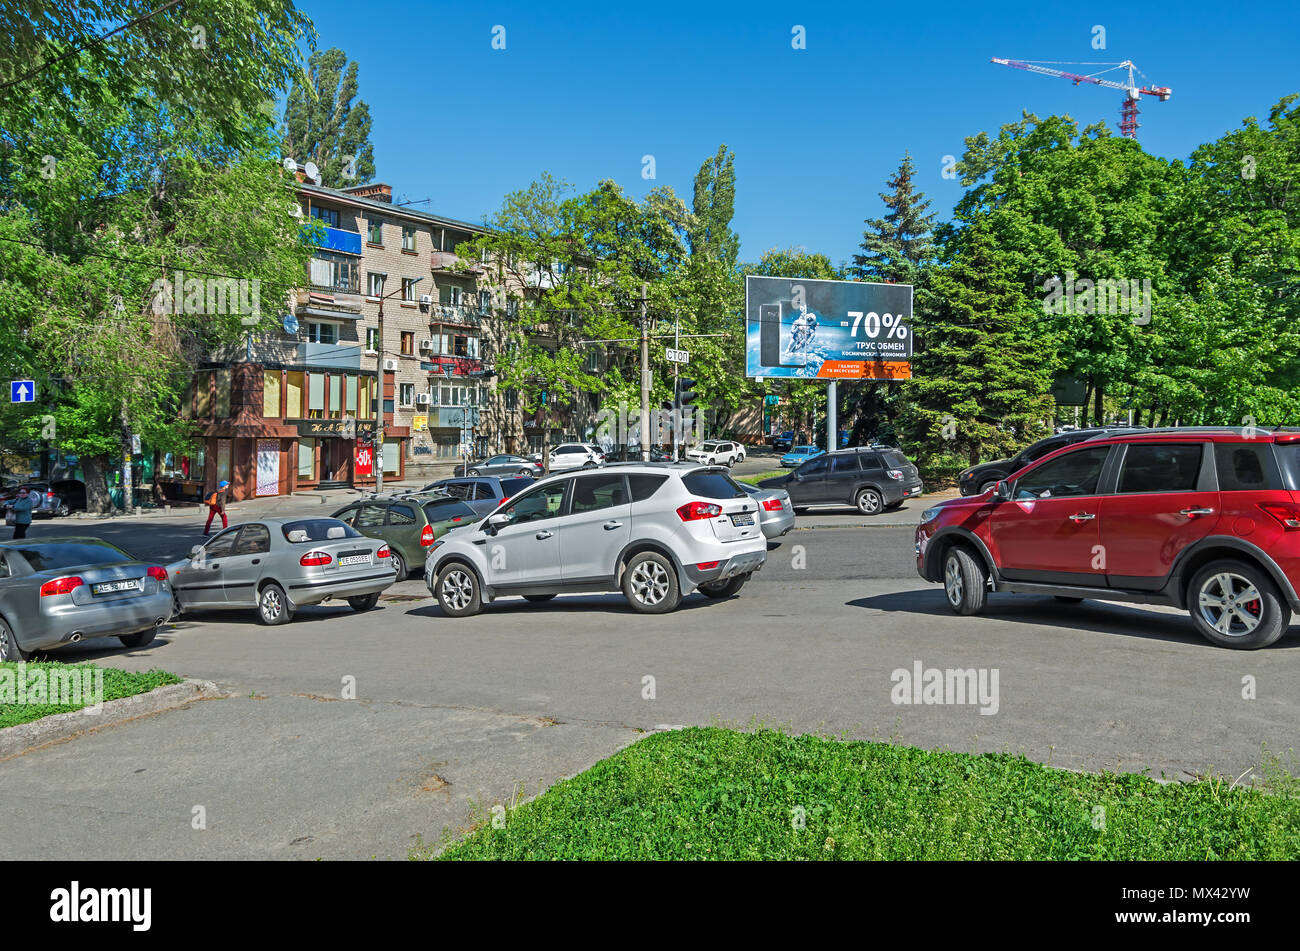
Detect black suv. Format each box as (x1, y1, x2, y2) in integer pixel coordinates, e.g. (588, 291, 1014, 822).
(958, 428, 1140, 496)
(758, 446, 923, 515)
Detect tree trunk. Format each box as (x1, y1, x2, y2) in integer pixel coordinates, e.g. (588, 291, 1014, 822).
(82, 455, 114, 514)
(1081, 384, 1093, 428)
(1093, 383, 1104, 428)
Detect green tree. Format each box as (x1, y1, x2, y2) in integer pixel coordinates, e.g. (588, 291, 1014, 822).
(280, 47, 377, 187)
(689, 145, 740, 269)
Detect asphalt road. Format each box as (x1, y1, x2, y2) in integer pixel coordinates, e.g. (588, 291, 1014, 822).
(2, 506, 1297, 860)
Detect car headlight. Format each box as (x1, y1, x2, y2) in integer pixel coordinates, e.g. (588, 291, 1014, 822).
(919, 507, 941, 524)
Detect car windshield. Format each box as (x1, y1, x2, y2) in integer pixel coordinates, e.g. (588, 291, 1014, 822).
(280, 519, 361, 543)
(10, 541, 133, 571)
(422, 499, 477, 522)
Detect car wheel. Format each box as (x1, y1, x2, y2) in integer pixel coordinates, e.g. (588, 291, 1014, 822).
(348, 593, 380, 611)
(171, 591, 184, 618)
(1188, 560, 1289, 649)
(119, 627, 157, 648)
(257, 582, 294, 625)
(699, 574, 747, 599)
(0, 618, 29, 661)
(979, 481, 999, 494)
(56, 503, 69, 517)
(468, 469, 481, 477)
(855, 488, 883, 515)
(524, 594, 556, 603)
(436, 563, 482, 617)
(622, 551, 680, 614)
(389, 549, 406, 581)
(516, 469, 532, 478)
(943, 547, 988, 616)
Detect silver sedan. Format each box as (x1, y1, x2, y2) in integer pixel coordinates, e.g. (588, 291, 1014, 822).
(740, 483, 795, 539)
(0, 537, 173, 660)
(167, 517, 398, 625)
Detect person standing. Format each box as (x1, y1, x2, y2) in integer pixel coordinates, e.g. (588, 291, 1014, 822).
(10, 487, 34, 539)
(203, 480, 230, 535)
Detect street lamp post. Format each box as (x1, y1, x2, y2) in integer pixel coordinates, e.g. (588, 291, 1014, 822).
(374, 276, 421, 494)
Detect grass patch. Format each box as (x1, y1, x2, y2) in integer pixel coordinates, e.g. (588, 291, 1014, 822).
(736, 470, 787, 485)
(430, 727, 1300, 860)
(0, 661, 181, 729)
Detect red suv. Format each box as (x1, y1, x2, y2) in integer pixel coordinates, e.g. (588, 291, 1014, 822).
(915, 428, 1300, 649)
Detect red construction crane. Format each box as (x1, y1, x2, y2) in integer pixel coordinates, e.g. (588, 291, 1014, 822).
(990, 58, 1172, 139)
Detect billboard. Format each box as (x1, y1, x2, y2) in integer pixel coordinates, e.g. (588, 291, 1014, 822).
(745, 275, 912, 380)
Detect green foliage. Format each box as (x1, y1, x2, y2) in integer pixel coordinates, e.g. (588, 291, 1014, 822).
(0, 662, 181, 729)
(281, 47, 377, 187)
(432, 727, 1300, 860)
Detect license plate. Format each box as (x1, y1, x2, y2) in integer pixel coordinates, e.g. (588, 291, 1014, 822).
(94, 579, 140, 594)
(339, 555, 371, 567)
(730, 512, 755, 526)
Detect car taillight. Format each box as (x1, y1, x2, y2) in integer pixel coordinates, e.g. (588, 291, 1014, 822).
(762, 498, 784, 511)
(40, 576, 83, 597)
(886, 469, 904, 480)
(376, 544, 392, 558)
(677, 501, 722, 521)
(45, 491, 54, 500)
(299, 550, 332, 566)
(1258, 502, 1300, 530)
(146, 566, 168, 582)
(696, 561, 720, 570)
(420, 525, 435, 547)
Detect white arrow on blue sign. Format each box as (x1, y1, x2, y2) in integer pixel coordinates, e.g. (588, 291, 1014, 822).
(10, 380, 35, 403)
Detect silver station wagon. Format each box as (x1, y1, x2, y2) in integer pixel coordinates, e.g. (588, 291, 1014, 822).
(168, 517, 398, 625)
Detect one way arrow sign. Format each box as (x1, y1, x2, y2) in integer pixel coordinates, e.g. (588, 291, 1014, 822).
(10, 380, 35, 403)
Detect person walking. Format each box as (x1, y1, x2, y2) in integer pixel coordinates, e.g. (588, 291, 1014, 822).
(9, 487, 34, 540)
(203, 480, 230, 535)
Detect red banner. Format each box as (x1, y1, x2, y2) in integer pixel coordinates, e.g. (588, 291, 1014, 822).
(354, 444, 374, 479)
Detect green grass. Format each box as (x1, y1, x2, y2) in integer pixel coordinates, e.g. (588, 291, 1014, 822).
(0, 661, 181, 729)
(736, 470, 787, 485)
(428, 727, 1300, 860)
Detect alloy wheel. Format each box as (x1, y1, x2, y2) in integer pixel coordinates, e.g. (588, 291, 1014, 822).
(1197, 572, 1262, 637)
(441, 569, 475, 611)
(260, 587, 283, 622)
(944, 555, 964, 608)
(630, 560, 670, 606)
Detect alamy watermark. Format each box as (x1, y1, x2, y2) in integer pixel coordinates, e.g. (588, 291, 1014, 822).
(593, 400, 706, 447)
(0, 662, 104, 714)
(1042, 271, 1151, 325)
(890, 660, 999, 715)
(150, 269, 261, 326)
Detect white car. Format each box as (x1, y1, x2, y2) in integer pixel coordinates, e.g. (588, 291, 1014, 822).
(548, 443, 604, 472)
(686, 440, 745, 467)
(423, 464, 767, 615)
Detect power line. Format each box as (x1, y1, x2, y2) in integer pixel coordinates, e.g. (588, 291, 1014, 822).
(0, 0, 187, 94)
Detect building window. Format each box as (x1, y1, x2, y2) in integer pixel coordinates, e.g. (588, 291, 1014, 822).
(285, 371, 304, 417)
(365, 328, 378, 351)
(506, 297, 519, 318)
(311, 206, 341, 228)
(586, 347, 600, 372)
(402, 226, 416, 252)
(400, 332, 414, 356)
(506, 388, 518, 411)
(399, 383, 415, 407)
(367, 272, 386, 297)
(305, 321, 339, 345)
(402, 277, 418, 301)
(309, 252, 358, 293)
(367, 217, 383, 244)
(443, 285, 462, 307)
(263, 372, 281, 418)
(479, 290, 491, 314)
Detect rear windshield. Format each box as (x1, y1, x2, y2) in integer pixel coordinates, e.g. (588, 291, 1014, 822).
(499, 478, 534, 497)
(683, 472, 745, 500)
(10, 542, 132, 571)
(881, 450, 910, 468)
(281, 519, 361, 543)
(422, 499, 478, 521)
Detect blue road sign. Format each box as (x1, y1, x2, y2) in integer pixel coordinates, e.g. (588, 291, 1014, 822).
(10, 380, 35, 403)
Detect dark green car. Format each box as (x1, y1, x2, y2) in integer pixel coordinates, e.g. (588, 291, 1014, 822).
(331, 494, 479, 579)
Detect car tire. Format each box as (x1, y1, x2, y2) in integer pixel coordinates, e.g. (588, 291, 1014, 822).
(257, 582, 294, 625)
(119, 627, 157, 649)
(943, 546, 988, 616)
(389, 549, 407, 581)
(979, 481, 999, 494)
(1188, 560, 1289, 650)
(468, 469, 481, 477)
(171, 591, 184, 618)
(56, 503, 69, 517)
(699, 574, 747, 599)
(855, 488, 883, 516)
(436, 562, 482, 617)
(348, 593, 380, 611)
(0, 617, 30, 661)
(622, 551, 680, 614)
(523, 593, 556, 603)
(516, 469, 532, 478)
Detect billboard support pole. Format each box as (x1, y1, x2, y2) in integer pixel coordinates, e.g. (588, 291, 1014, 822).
(639, 284, 650, 462)
(827, 381, 837, 453)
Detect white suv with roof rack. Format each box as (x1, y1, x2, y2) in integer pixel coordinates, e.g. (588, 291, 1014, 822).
(685, 440, 745, 467)
(423, 464, 767, 615)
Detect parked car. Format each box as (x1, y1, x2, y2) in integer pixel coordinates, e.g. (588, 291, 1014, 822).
(739, 482, 795, 539)
(423, 464, 767, 616)
(917, 426, 1300, 649)
(168, 518, 397, 625)
(0, 537, 173, 659)
(332, 493, 479, 579)
(1, 483, 69, 518)
(456, 455, 544, 479)
(780, 445, 825, 468)
(548, 443, 605, 472)
(49, 479, 87, 512)
(421, 476, 532, 517)
(958, 427, 1139, 496)
(686, 440, 746, 467)
(760, 446, 924, 515)
(772, 431, 795, 452)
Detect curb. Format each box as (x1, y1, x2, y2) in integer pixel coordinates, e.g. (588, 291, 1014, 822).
(0, 678, 228, 761)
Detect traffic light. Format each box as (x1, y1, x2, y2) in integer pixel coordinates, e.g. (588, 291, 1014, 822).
(674, 377, 697, 409)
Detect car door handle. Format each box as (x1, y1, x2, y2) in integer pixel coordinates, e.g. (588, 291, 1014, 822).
(251, 559, 261, 565)
(535, 530, 553, 540)
(210, 564, 222, 570)
(1180, 507, 1214, 517)
(1069, 512, 1096, 522)
(603, 520, 623, 530)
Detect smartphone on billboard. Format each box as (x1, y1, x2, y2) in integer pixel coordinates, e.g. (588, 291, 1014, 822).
(760, 303, 789, 367)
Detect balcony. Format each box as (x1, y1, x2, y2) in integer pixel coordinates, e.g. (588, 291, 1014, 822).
(430, 251, 486, 275)
(211, 337, 364, 370)
(317, 226, 362, 256)
(430, 305, 484, 327)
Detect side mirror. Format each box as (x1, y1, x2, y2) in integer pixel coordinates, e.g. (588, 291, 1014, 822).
(994, 481, 1011, 501)
(189, 544, 202, 556)
(485, 512, 510, 535)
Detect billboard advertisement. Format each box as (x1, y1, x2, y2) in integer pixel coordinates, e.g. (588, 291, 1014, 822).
(744, 275, 912, 380)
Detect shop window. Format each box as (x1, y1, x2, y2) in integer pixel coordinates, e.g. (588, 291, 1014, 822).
(328, 374, 342, 419)
(297, 439, 315, 480)
(285, 371, 304, 417)
(307, 373, 325, 418)
(263, 372, 281, 418)
(345, 375, 358, 414)
(216, 439, 233, 485)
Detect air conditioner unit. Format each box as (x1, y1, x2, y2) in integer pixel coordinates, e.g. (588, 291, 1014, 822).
(419, 294, 432, 306)
(382, 358, 399, 371)
(415, 393, 431, 405)
(419, 338, 434, 350)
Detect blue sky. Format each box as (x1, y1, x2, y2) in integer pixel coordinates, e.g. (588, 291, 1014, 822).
(298, 0, 1299, 265)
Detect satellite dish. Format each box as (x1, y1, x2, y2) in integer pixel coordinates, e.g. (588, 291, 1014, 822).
(289, 204, 303, 219)
(282, 157, 297, 173)
(304, 161, 320, 184)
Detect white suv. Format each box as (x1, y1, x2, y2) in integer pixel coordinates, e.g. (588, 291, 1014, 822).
(686, 440, 745, 467)
(423, 464, 767, 615)
(549, 443, 603, 472)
